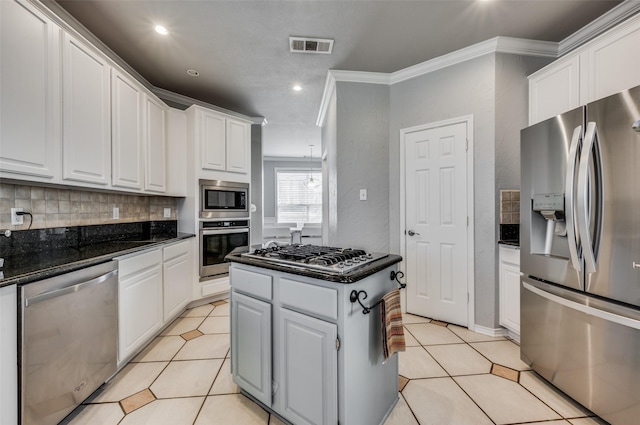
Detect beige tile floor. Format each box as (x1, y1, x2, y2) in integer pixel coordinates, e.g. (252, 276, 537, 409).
(61, 302, 608, 425)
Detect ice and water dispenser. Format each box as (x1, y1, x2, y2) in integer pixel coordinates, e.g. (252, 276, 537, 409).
(531, 193, 566, 256)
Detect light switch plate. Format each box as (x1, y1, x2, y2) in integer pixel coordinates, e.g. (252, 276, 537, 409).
(164, 208, 171, 218)
(359, 189, 367, 201)
(113, 207, 119, 220)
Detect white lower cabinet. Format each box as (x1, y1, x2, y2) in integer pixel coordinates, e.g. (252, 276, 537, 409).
(231, 291, 272, 406)
(279, 307, 337, 425)
(499, 245, 521, 338)
(0, 285, 18, 425)
(117, 248, 164, 363)
(162, 240, 192, 322)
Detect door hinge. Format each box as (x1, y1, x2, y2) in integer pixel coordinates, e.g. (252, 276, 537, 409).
(336, 336, 341, 351)
(467, 292, 469, 303)
(467, 216, 469, 227)
(465, 139, 469, 151)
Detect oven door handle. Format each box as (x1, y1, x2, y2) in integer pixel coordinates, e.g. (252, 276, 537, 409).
(200, 228, 249, 236)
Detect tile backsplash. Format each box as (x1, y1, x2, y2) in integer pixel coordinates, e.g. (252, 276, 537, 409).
(0, 183, 179, 231)
(499, 190, 520, 224)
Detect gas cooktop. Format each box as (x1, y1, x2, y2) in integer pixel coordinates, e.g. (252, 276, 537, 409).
(242, 244, 388, 274)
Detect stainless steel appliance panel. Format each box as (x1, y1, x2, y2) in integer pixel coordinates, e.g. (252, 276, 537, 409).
(200, 179, 249, 219)
(520, 106, 584, 291)
(200, 221, 249, 278)
(521, 277, 640, 425)
(583, 85, 640, 307)
(20, 261, 118, 425)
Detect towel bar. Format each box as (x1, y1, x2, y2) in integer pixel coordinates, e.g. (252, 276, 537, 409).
(349, 271, 406, 314)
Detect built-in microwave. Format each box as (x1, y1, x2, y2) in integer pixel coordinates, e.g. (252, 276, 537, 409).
(200, 180, 249, 219)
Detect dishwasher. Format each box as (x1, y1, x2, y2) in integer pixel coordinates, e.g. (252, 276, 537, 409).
(19, 261, 118, 425)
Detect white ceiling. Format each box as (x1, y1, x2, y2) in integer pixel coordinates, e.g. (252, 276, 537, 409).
(52, 0, 624, 158)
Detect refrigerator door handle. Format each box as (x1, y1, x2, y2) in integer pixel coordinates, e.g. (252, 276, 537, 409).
(523, 281, 640, 331)
(577, 122, 603, 274)
(565, 125, 582, 272)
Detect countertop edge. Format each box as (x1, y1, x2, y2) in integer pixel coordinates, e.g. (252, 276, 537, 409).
(226, 253, 403, 283)
(0, 233, 195, 288)
(498, 240, 520, 248)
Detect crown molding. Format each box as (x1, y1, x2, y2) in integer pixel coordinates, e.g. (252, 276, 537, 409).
(316, 1, 640, 127)
(316, 36, 556, 125)
(559, 1, 640, 55)
(153, 87, 263, 124)
(391, 37, 558, 85)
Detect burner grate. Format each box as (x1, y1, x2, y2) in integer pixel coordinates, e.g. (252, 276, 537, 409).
(243, 244, 386, 274)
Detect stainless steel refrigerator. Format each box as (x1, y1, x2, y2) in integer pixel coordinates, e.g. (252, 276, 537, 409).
(520, 84, 640, 425)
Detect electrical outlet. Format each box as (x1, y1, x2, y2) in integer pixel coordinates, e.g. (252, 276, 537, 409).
(11, 208, 23, 225)
(164, 208, 171, 218)
(359, 189, 368, 201)
(113, 207, 119, 220)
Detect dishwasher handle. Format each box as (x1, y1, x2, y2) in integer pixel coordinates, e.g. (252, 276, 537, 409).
(25, 269, 118, 307)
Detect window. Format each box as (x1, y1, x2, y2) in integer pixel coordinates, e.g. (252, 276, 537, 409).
(275, 168, 322, 225)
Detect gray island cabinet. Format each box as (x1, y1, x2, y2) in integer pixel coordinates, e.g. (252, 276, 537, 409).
(228, 258, 401, 425)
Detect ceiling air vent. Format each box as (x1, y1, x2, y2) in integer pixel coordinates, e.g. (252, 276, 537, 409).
(290, 37, 334, 54)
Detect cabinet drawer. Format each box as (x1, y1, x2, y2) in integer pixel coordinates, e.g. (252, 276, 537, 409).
(499, 246, 520, 266)
(279, 279, 337, 321)
(163, 240, 189, 262)
(231, 267, 272, 301)
(117, 248, 162, 279)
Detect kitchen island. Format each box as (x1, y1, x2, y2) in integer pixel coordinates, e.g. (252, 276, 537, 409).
(227, 246, 402, 425)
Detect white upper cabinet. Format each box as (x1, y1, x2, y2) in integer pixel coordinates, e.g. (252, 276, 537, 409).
(580, 17, 640, 104)
(529, 14, 640, 125)
(200, 109, 227, 171)
(62, 31, 111, 185)
(187, 105, 251, 177)
(226, 118, 250, 174)
(111, 69, 143, 190)
(529, 56, 580, 125)
(144, 94, 168, 193)
(0, 0, 60, 180)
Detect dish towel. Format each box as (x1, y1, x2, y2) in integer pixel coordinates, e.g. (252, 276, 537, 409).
(380, 288, 405, 360)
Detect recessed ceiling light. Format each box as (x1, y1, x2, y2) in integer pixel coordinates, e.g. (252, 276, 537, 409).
(154, 25, 169, 35)
(293, 85, 302, 91)
(186, 69, 200, 77)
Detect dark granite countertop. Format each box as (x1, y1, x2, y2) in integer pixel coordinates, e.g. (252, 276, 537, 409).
(498, 240, 520, 248)
(0, 221, 194, 287)
(226, 252, 403, 284)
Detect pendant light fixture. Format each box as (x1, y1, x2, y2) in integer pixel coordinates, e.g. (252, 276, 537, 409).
(307, 145, 317, 188)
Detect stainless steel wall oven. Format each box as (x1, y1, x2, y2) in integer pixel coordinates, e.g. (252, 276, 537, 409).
(200, 219, 249, 278)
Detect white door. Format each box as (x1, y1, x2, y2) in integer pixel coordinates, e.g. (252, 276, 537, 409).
(404, 120, 469, 326)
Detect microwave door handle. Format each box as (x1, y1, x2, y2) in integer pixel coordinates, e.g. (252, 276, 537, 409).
(201, 228, 249, 236)
(565, 125, 582, 273)
(577, 122, 603, 274)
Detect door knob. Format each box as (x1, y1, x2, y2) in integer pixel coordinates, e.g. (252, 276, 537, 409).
(407, 230, 420, 236)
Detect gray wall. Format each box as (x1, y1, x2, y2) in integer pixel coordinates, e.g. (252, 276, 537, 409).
(329, 82, 391, 252)
(321, 53, 549, 329)
(322, 90, 338, 244)
(388, 53, 551, 328)
(389, 54, 498, 328)
(250, 124, 263, 247)
(262, 158, 322, 219)
(494, 54, 553, 193)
